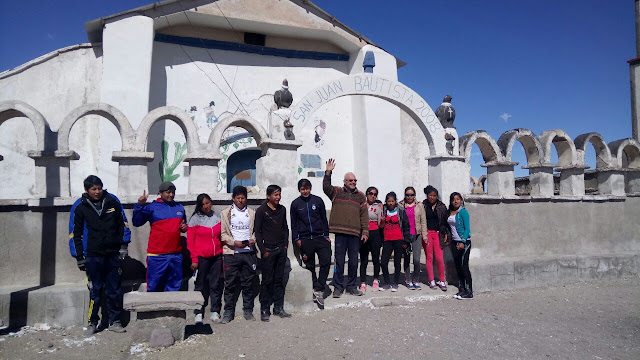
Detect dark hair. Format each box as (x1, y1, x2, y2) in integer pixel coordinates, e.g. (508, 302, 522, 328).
(448, 192, 465, 212)
(366, 186, 378, 195)
(83, 175, 103, 190)
(404, 186, 416, 195)
(266, 184, 282, 195)
(424, 185, 439, 197)
(193, 193, 212, 217)
(232, 186, 248, 198)
(385, 191, 397, 202)
(297, 179, 312, 190)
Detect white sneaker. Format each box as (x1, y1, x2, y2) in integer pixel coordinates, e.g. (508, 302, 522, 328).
(359, 283, 366, 295)
(194, 313, 203, 324)
(210, 312, 222, 324)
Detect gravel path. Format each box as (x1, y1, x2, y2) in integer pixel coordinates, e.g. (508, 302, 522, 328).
(1, 277, 639, 360)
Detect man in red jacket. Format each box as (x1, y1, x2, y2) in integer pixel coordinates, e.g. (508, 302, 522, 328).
(133, 182, 187, 292)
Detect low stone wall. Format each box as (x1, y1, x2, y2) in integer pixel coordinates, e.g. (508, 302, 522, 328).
(1, 196, 639, 328)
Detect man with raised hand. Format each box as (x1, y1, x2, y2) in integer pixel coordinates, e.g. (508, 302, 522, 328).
(133, 181, 187, 292)
(70, 175, 130, 335)
(323, 159, 369, 298)
(291, 178, 331, 309)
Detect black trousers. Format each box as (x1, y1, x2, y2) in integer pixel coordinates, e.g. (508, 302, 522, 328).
(334, 234, 360, 290)
(300, 238, 332, 292)
(259, 247, 287, 311)
(452, 241, 473, 293)
(85, 255, 122, 326)
(381, 240, 403, 285)
(359, 229, 382, 283)
(194, 255, 224, 315)
(223, 252, 257, 315)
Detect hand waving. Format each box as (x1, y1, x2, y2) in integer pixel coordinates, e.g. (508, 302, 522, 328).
(326, 158, 336, 172)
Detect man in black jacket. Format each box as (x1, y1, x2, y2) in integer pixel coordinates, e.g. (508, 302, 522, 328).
(69, 175, 130, 335)
(290, 179, 331, 309)
(255, 184, 291, 322)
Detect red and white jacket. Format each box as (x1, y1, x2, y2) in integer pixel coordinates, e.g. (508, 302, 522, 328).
(186, 212, 223, 263)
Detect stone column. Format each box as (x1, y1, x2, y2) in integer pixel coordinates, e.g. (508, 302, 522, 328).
(626, 169, 640, 194)
(556, 165, 589, 196)
(256, 139, 303, 204)
(101, 15, 154, 127)
(482, 161, 518, 197)
(523, 163, 555, 197)
(29, 150, 79, 198)
(112, 151, 154, 196)
(596, 168, 626, 196)
(184, 153, 223, 195)
(427, 155, 469, 207)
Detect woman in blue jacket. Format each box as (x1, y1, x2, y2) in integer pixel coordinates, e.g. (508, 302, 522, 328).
(448, 192, 473, 299)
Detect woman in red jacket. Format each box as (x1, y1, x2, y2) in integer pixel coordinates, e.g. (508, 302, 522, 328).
(187, 193, 224, 324)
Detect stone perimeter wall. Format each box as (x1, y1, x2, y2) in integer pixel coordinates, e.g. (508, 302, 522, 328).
(1, 196, 639, 327)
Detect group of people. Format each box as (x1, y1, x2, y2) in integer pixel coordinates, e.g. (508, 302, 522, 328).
(69, 159, 473, 336)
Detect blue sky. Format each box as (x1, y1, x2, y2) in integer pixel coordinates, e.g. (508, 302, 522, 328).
(0, 0, 636, 176)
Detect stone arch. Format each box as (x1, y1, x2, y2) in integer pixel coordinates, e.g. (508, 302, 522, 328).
(497, 128, 544, 165)
(0, 100, 50, 152)
(574, 132, 613, 168)
(135, 106, 201, 153)
(609, 138, 640, 169)
(290, 74, 446, 155)
(459, 130, 503, 163)
(208, 114, 269, 155)
(539, 129, 578, 167)
(57, 103, 135, 152)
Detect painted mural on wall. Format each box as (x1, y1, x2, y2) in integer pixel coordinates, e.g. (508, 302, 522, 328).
(218, 134, 256, 192)
(159, 140, 187, 182)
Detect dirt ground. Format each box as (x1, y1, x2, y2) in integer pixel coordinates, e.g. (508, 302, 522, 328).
(1, 277, 639, 360)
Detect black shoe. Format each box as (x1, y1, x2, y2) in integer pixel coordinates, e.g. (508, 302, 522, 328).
(243, 310, 256, 321)
(221, 312, 234, 324)
(454, 289, 465, 299)
(346, 288, 364, 296)
(260, 310, 270, 322)
(313, 291, 325, 310)
(274, 308, 292, 318)
(458, 291, 474, 300)
(333, 288, 343, 298)
(323, 287, 332, 299)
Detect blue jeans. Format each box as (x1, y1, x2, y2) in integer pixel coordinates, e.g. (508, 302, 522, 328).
(333, 234, 360, 290)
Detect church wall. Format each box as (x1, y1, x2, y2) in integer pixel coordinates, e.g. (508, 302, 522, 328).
(400, 109, 430, 202)
(147, 41, 354, 197)
(0, 47, 103, 199)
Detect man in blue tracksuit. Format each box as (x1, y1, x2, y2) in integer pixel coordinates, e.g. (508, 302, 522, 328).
(69, 175, 131, 335)
(290, 179, 331, 309)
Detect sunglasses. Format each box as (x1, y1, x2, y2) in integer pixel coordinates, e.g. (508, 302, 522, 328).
(405, 193, 415, 197)
(345, 179, 357, 182)
(368, 192, 378, 196)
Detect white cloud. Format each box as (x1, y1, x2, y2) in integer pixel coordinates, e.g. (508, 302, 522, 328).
(500, 112, 512, 122)
(471, 151, 482, 157)
(47, 33, 55, 40)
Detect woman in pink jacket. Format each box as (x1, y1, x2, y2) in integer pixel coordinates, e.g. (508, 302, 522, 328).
(187, 193, 224, 324)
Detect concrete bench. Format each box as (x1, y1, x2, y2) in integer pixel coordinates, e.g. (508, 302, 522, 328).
(124, 291, 204, 344)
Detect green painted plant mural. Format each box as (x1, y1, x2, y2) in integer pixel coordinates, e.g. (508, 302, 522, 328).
(159, 141, 187, 182)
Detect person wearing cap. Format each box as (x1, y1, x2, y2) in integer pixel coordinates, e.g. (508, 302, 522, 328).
(133, 181, 187, 292)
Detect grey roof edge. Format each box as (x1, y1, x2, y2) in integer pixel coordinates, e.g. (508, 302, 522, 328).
(0, 43, 101, 79)
(84, 0, 406, 68)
